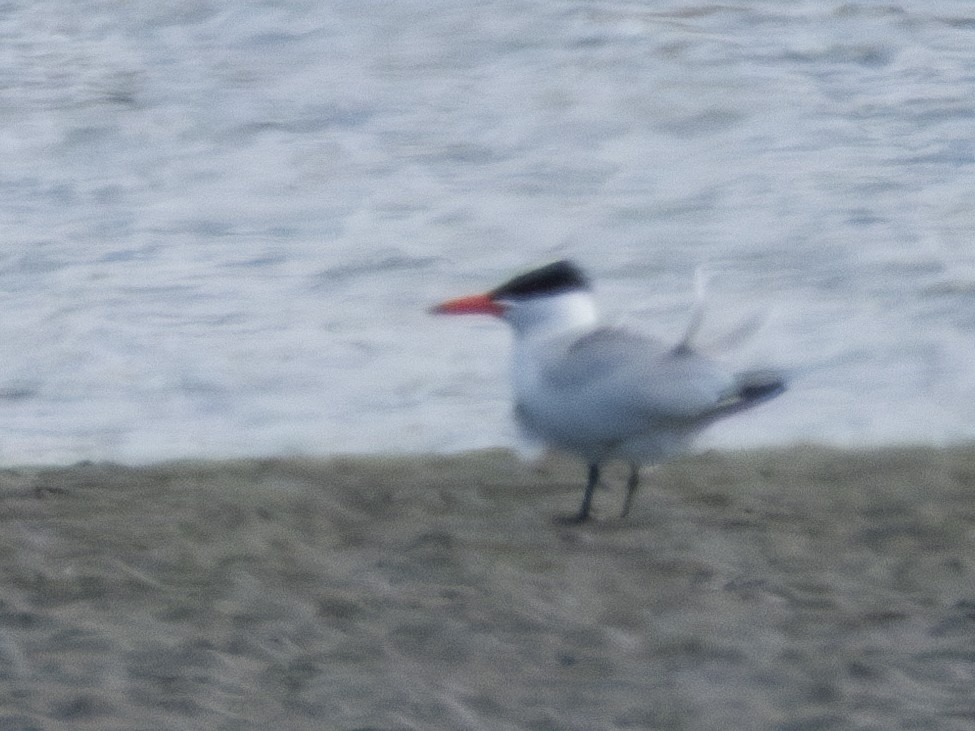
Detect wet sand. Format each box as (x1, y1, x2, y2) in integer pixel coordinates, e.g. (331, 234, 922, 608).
(0, 444, 974, 730)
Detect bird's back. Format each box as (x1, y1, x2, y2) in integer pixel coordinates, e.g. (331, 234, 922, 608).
(512, 326, 743, 462)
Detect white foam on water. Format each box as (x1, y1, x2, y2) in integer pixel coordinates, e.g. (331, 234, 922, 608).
(0, 1, 973, 463)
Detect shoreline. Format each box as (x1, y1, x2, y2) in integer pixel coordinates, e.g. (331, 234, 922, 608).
(1, 443, 973, 729)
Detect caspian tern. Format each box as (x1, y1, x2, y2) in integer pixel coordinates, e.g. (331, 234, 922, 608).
(432, 260, 785, 523)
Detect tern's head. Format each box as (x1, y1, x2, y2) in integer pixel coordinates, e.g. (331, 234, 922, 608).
(432, 260, 598, 336)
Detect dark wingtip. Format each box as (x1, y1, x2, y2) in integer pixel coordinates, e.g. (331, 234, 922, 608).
(736, 370, 787, 407)
(707, 370, 787, 420)
(739, 379, 787, 403)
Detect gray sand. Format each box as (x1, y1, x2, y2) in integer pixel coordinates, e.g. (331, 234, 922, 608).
(0, 445, 973, 730)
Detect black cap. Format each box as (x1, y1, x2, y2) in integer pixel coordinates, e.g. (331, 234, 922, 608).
(490, 260, 590, 300)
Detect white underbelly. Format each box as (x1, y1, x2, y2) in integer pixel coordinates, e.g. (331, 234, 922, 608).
(514, 393, 694, 463)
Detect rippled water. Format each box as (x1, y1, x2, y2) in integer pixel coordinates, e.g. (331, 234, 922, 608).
(0, 1, 974, 463)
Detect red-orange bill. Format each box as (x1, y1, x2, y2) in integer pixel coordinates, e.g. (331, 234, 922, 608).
(430, 293, 504, 316)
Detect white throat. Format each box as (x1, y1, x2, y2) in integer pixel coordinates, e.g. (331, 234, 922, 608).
(501, 290, 598, 339)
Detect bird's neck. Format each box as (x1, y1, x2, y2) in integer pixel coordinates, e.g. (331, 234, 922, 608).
(507, 291, 599, 340)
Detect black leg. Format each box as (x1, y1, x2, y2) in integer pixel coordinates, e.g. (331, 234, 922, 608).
(556, 462, 599, 524)
(620, 463, 640, 518)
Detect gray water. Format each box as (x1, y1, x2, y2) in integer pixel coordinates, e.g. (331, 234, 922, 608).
(1, 1, 974, 464)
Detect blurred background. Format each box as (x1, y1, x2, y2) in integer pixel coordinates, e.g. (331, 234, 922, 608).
(0, 0, 973, 463)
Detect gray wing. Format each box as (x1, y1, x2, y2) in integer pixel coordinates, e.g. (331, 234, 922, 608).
(543, 327, 738, 425)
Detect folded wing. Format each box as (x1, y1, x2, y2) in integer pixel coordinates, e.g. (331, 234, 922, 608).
(542, 327, 783, 437)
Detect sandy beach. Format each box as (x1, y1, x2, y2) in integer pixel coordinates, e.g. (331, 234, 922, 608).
(0, 444, 973, 730)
